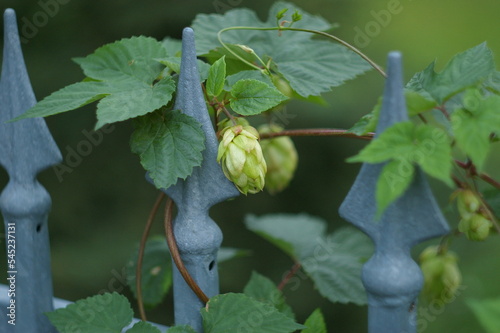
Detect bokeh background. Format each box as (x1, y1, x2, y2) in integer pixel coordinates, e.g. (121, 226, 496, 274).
(1, 0, 500, 332)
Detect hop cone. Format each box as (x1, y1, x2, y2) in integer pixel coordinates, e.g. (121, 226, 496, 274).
(259, 124, 298, 194)
(458, 213, 493, 241)
(217, 120, 267, 195)
(419, 246, 462, 303)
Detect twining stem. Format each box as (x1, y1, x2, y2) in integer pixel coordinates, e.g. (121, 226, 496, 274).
(277, 262, 302, 291)
(454, 159, 500, 189)
(136, 191, 166, 322)
(260, 128, 374, 140)
(164, 197, 210, 304)
(217, 26, 387, 78)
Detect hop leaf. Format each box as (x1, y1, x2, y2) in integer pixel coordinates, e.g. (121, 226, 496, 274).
(419, 246, 462, 303)
(217, 122, 267, 194)
(259, 124, 298, 194)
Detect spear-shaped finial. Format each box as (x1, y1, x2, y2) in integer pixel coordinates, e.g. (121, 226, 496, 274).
(339, 52, 449, 333)
(0, 8, 61, 333)
(146, 27, 239, 332)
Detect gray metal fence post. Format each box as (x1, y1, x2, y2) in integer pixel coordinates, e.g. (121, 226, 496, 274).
(146, 27, 240, 332)
(0, 8, 61, 333)
(339, 52, 450, 333)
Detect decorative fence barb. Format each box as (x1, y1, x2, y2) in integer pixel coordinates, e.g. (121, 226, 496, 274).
(339, 52, 450, 333)
(146, 27, 240, 332)
(0, 8, 62, 333)
(0, 7, 453, 333)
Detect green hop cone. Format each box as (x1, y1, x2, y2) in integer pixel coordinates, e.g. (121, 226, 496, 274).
(419, 246, 461, 303)
(259, 124, 298, 194)
(458, 213, 493, 241)
(456, 189, 482, 219)
(217, 121, 267, 195)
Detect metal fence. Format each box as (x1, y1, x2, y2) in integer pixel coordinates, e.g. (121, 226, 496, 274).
(0, 8, 449, 333)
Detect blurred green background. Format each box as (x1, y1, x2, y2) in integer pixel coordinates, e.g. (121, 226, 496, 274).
(1, 0, 500, 332)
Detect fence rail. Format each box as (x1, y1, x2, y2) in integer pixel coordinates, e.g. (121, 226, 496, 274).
(0, 7, 448, 333)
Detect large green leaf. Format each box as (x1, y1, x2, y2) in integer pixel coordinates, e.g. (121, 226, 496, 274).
(15, 36, 175, 129)
(451, 91, 500, 170)
(45, 292, 133, 333)
(125, 237, 172, 308)
(348, 121, 453, 211)
(193, 2, 371, 97)
(130, 110, 205, 189)
(376, 159, 415, 216)
(466, 298, 500, 333)
(230, 79, 288, 115)
(206, 56, 227, 97)
(407, 43, 495, 104)
(12, 81, 108, 120)
(302, 308, 327, 333)
(245, 213, 326, 258)
(245, 214, 373, 305)
(243, 271, 295, 319)
(201, 293, 304, 333)
(299, 227, 372, 305)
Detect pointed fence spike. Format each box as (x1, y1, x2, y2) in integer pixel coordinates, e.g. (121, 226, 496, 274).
(146, 27, 239, 332)
(339, 52, 449, 333)
(0, 8, 61, 333)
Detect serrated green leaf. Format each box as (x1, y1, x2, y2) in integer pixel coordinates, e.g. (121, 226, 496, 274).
(407, 43, 495, 103)
(45, 292, 133, 333)
(466, 298, 500, 333)
(302, 308, 327, 333)
(225, 70, 274, 91)
(201, 293, 304, 333)
(130, 110, 205, 189)
(376, 159, 415, 216)
(166, 325, 197, 333)
(162, 37, 183, 57)
(245, 214, 372, 305)
(126, 237, 172, 308)
(349, 122, 453, 185)
(451, 93, 500, 170)
(204, 44, 262, 75)
(12, 81, 108, 121)
(126, 321, 162, 333)
(299, 227, 372, 305)
(193, 2, 370, 97)
(16, 37, 176, 129)
(193, 2, 331, 56)
(156, 57, 211, 82)
(243, 271, 295, 319)
(95, 77, 176, 129)
(405, 90, 438, 116)
(348, 122, 416, 164)
(206, 56, 227, 97)
(230, 79, 288, 115)
(76, 36, 167, 82)
(245, 213, 326, 258)
(348, 121, 453, 212)
(217, 247, 251, 263)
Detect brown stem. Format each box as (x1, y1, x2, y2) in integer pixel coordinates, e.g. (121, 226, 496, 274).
(277, 262, 302, 291)
(454, 159, 500, 189)
(136, 191, 166, 322)
(164, 197, 209, 304)
(260, 128, 374, 140)
(436, 105, 451, 120)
